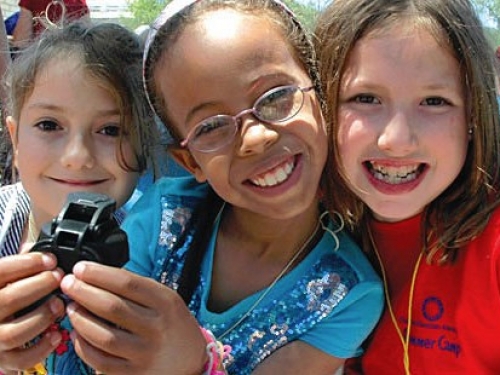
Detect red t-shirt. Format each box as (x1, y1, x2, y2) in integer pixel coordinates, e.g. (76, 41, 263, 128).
(346, 210, 500, 374)
(18, 0, 89, 36)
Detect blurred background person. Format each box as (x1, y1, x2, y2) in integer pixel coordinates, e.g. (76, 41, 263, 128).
(12, 0, 89, 48)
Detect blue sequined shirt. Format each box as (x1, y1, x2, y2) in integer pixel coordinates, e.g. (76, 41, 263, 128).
(124, 176, 383, 374)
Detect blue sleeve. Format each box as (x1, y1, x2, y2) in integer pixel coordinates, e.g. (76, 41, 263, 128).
(121, 179, 163, 277)
(122, 176, 208, 277)
(300, 279, 383, 358)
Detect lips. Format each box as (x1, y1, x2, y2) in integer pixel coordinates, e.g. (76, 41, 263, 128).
(365, 161, 425, 184)
(250, 158, 296, 187)
(50, 177, 108, 186)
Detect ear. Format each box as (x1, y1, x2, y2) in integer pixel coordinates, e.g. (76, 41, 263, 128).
(6, 116, 18, 168)
(169, 148, 207, 183)
(6, 116, 17, 145)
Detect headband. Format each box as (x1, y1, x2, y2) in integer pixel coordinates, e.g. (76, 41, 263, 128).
(142, 0, 306, 116)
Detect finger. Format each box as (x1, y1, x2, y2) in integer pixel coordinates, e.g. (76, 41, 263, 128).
(69, 262, 174, 310)
(0, 268, 64, 319)
(0, 330, 62, 371)
(61, 274, 155, 334)
(71, 326, 130, 375)
(67, 303, 140, 359)
(0, 253, 57, 287)
(0, 297, 64, 351)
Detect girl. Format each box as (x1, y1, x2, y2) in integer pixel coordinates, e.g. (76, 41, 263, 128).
(0, 21, 154, 374)
(315, 0, 500, 373)
(15, 1, 383, 374)
(0, 21, 154, 256)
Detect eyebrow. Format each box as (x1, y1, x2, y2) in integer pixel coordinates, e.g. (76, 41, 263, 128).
(26, 102, 121, 116)
(185, 101, 219, 125)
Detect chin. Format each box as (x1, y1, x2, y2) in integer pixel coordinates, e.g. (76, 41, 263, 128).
(369, 203, 422, 223)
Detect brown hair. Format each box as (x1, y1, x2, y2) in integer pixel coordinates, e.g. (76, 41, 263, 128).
(5, 21, 155, 173)
(315, 0, 500, 263)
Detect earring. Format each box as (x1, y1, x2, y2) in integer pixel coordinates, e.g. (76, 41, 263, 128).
(468, 127, 473, 135)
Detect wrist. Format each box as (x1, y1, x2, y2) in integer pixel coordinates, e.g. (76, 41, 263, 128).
(199, 327, 231, 375)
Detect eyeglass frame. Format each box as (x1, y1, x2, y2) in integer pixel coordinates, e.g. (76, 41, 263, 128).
(180, 85, 315, 153)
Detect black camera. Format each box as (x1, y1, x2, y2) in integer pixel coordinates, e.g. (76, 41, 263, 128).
(30, 192, 129, 273)
(16, 192, 129, 316)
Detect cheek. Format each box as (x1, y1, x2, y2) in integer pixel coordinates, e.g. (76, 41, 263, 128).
(117, 139, 140, 169)
(114, 171, 140, 208)
(337, 113, 359, 162)
(336, 112, 371, 184)
(15, 135, 45, 170)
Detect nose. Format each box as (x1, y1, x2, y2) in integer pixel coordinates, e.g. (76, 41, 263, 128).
(60, 133, 95, 169)
(237, 118, 279, 156)
(377, 111, 418, 156)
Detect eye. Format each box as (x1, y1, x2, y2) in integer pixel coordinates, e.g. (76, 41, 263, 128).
(34, 120, 61, 132)
(194, 117, 230, 137)
(353, 94, 380, 104)
(256, 86, 297, 121)
(422, 97, 450, 106)
(98, 124, 122, 137)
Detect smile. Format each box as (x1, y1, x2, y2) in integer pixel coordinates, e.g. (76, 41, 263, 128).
(250, 159, 296, 187)
(50, 177, 108, 186)
(366, 161, 425, 184)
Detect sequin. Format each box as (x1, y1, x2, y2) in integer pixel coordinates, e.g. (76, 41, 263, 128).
(151, 194, 364, 374)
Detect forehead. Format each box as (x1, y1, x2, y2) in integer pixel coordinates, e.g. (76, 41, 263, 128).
(187, 9, 285, 56)
(364, 16, 450, 52)
(165, 9, 302, 75)
(157, 9, 307, 89)
(342, 22, 463, 92)
(153, 8, 310, 130)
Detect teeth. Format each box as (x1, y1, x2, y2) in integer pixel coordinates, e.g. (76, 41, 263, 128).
(251, 161, 295, 187)
(369, 162, 420, 184)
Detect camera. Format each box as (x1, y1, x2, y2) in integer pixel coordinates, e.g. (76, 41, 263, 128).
(16, 192, 129, 316)
(30, 192, 129, 273)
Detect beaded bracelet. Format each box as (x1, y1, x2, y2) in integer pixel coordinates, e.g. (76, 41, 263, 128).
(200, 327, 231, 375)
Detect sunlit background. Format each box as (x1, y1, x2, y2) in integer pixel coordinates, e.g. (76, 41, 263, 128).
(2, 0, 500, 47)
(1, 0, 500, 61)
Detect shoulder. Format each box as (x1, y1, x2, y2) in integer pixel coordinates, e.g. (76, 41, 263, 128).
(155, 175, 210, 198)
(463, 207, 500, 286)
(294, 218, 383, 316)
(0, 183, 30, 257)
(473, 207, 500, 254)
(316, 218, 380, 285)
(0, 183, 29, 212)
(123, 176, 208, 277)
(123, 176, 208, 228)
(307, 219, 383, 316)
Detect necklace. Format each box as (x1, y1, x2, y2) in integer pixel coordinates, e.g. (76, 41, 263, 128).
(368, 228, 424, 375)
(215, 205, 323, 341)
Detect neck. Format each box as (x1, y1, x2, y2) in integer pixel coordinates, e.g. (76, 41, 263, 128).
(219, 203, 321, 261)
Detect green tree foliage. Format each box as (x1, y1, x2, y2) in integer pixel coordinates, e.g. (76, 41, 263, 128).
(123, 0, 319, 31)
(122, 0, 169, 29)
(282, 0, 320, 31)
(472, 0, 500, 47)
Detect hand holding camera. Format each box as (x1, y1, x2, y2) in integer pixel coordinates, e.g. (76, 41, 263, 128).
(16, 192, 129, 317)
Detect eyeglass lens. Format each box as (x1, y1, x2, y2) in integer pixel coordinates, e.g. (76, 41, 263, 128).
(190, 86, 306, 152)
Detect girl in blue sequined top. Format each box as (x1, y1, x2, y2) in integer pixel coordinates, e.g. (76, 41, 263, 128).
(23, 1, 383, 374)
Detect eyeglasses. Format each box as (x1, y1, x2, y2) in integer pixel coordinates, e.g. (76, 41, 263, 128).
(180, 85, 315, 153)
